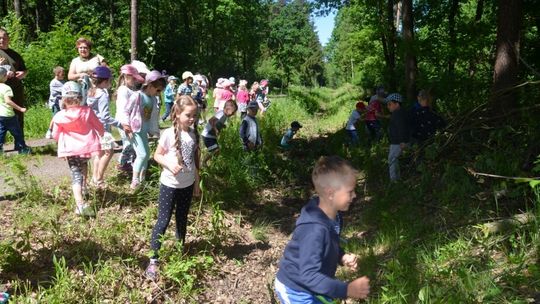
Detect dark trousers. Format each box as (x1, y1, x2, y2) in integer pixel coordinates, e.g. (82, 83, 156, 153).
(0, 115, 26, 151)
(150, 183, 194, 258)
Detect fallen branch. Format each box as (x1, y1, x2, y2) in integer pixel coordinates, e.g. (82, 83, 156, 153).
(465, 167, 540, 181)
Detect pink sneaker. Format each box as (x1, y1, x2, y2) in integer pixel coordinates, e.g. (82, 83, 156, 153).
(130, 179, 140, 190)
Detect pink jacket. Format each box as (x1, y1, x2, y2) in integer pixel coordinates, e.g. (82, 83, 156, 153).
(52, 106, 104, 157)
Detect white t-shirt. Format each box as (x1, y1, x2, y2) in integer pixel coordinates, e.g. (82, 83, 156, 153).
(70, 54, 105, 75)
(158, 127, 197, 188)
(346, 110, 362, 130)
(115, 85, 134, 122)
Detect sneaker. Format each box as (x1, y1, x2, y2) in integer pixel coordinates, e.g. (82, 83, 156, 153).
(75, 203, 95, 217)
(117, 163, 132, 172)
(130, 179, 140, 190)
(18, 147, 32, 155)
(45, 129, 53, 139)
(145, 262, 159, 280)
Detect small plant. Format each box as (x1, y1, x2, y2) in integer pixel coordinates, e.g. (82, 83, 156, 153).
(251, 218, 273, 243)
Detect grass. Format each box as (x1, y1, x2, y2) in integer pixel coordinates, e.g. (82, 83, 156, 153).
(2, 85, 540, 303)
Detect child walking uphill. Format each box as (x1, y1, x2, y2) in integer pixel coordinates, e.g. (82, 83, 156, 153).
(51, 81, 104, 215)
(119, 70, 165, 190)
(87, 66, 121, 188)
(275, 156, 370, 303)
(145, 95, 200, 280)
(240, 101, 262, 151)
(115, 64, 145, 172)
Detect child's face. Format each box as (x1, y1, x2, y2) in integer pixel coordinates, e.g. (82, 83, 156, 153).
(56, 70, 65, 80)
(330, 177, 357, 212)
(387, 101, 400, 112)
(146, 84, 164, 96)
(177, 105, 198, 129)
(247, 108, 258, 116)
(224, 104, 236, 116)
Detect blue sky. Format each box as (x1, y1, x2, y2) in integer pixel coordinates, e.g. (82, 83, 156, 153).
(313, 11, 336, 46)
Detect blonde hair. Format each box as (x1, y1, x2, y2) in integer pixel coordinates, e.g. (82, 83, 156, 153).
(61, 96, 81, 109)
(312, 156, 358, 194)
(53, 66, 64, 76)
(171, 95, 199, 169)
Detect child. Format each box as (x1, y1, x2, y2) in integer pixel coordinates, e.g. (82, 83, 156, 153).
(345, 101, 366, 146)
(146, 95, 200, 280)
(119, 70, 165, 190)
(161, 75, 177, 122)
(45, 66, 66, 139)
(213, 78, 225, 112)
(48, 66, 65, 115)
(236, 79, 250, 119)
(201, 100, 238, 164)
(280, 121, 302, 149)
(87, 66, 121, 188)
(259, 79, 271, 108)
(365, 85, 385, 144)
(177, 71, 193, 97)
(51, 81, 104, 215)
(250, 81, 267, 114)
(115, 64, 145, 172)
(275, 156, 370, 303)
(0, 67, 30, 154)
(385, 93, 410, 181)
(410, 89, 446, 144)
(217, 79, 235, 111)
(193, 74, 208, 124)
(239, 101, 262, 151)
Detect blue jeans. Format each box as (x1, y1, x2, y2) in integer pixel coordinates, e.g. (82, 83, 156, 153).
(0, 115, 27, 151)
(346, 129, 359, 145)
(274, 278, 335, 304)
(161, 102, 173, 121)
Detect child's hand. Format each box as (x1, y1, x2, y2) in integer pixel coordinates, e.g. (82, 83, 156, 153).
(347, 276, 370, 299)
(168, 163, 183, 175)
(342, 253, 358, 271)
(19, 107, 27, 113)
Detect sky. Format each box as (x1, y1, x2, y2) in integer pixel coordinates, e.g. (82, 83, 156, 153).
(313, 11, 337, 46)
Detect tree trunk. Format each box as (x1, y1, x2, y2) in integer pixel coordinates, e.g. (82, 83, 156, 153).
(130, 0, 138, 61)
(447, 0, 459, 76)
(35, 0, 52, 32)
(402, 0, 417, 102)
(468, 0, 484, 77)
(491, 0, 523, 107)
(379, 0, 397, 91)
(13, 0, 21, 17)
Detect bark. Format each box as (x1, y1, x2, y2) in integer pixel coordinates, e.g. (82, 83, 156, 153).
(13, 0, 21, 17)
(491, 0, 523, 107)
(130, 0, 138, 61)
(447, 0, 459, 76)
(379, 0, 397, 91)
(468, 0, 484, 77)
(402, 0, 417, 102)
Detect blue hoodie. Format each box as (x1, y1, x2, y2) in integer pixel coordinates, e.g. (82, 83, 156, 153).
(276, 197, 348, 299)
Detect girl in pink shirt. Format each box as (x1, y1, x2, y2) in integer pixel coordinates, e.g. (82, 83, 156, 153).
(236, 80, 250, 119)
(51, 81, 104, 216)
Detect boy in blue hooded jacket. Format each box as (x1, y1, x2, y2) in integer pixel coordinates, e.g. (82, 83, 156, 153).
(275, 156, 370, 303)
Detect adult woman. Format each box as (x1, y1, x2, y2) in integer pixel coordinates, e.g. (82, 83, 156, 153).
(68, 37, 107, 81)
(0, 28, 27, 132)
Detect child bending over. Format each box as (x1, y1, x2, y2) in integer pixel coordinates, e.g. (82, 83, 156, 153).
(275, 155, 370, 303)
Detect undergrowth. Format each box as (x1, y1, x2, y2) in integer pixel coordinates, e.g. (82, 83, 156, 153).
(1, 85, 540, 303)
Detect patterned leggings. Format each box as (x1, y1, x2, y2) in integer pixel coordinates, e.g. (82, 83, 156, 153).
(67, 156, 89, 186)
(150, 183, 194, 259)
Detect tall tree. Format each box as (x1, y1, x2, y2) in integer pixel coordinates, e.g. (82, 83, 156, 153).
(447, 0, 459, 76)
(491, 0, 522, 107)
(130, 0, 138, 61)
(401, 0, 417, 101)
(13, 0, 21, 17)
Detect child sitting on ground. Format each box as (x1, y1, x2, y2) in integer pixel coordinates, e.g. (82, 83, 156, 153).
(51, 81, 104, 215)
(201, 100, 238, 165)
(280, 121, 302, 149)
(239, 101, 262, 151)
(0, 67, 31, 154)
(275, 156, 370, 303)
(345, 101, 366, 146)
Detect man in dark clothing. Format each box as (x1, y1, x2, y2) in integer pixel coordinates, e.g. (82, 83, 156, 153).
(0, 28, 28, 134)
(385, 93, 410, 181)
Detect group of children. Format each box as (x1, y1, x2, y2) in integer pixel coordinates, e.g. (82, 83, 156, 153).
(345, 86, 446, 181)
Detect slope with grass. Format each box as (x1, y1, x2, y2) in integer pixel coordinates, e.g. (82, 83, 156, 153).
(1, 85, 540, 303)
